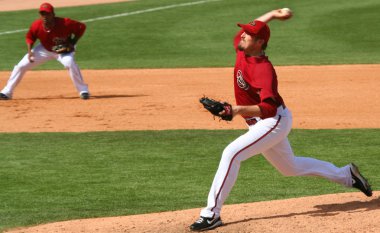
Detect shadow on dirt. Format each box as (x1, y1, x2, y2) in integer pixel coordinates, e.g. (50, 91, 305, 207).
(13, 94, 147, 100)
(224, 196, 380, 226)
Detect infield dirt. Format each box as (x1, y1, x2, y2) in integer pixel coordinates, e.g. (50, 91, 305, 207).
(0, 0, 134, 12)
(1, 65, 380, 132)
(1, 0, 379, 232)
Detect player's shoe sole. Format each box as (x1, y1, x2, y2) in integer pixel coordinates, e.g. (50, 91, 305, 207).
(80, 92, 90, 100)
(0, 93, 10, 100)
(350, 163, 372, 197)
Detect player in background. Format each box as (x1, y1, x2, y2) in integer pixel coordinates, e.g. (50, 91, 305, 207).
(0, 2, 90, 100)
(190, 8, 372, 232)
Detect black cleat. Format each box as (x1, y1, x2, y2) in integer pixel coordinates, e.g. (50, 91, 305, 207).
(350, 163, 372, 197)
(80, 92, 90, 100)
(0, 93, 10, 100)
(190, 216, 223, 231)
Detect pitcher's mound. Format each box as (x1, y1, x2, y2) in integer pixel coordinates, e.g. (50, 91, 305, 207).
(6, 192, 379, 233)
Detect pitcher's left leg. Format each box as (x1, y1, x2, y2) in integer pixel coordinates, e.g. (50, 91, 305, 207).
(262, 138, 352, 187)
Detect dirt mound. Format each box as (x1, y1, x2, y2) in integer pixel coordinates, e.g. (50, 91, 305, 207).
(6, 192, 379, 233)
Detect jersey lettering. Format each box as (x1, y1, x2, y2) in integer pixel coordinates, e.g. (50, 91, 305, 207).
(53, 37, 66, 45)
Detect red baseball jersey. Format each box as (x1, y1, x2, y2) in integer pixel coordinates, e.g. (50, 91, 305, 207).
(26, 17, 86, 52)
(233, 29, 284, 119)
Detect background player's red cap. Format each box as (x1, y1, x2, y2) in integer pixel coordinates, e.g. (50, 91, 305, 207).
(39, 2, 54, 13)
(237, 20, 270, 43)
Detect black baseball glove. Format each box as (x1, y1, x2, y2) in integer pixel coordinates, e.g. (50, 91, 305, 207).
(52, 44, 73, 54)
(199, 97, 233, 121)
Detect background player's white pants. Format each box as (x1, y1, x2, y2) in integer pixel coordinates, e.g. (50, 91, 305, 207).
(200, 107, 352, 218)
(1, 44, 89, 98)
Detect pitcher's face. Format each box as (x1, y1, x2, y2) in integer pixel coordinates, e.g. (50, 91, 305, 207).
(238, 32, 264, 55)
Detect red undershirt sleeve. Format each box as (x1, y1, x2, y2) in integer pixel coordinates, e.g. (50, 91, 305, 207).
(25, 23, 37, 46)
(257, 64, 277, 101)
(253, 63, 280, 118)
(258, 98, 278, 119)
(66, 18, 86, 39)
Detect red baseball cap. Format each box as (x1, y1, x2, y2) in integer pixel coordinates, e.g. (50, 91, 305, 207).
(237, 20, 270, 43)
(39, 2, 54, 13)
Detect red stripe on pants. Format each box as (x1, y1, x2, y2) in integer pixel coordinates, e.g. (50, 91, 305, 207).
(210, 116, 282, 215)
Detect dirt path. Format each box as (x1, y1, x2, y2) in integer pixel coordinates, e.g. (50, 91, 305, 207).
(1, 65, 380, 132)
(0, 0, 134, 12)
(6, 192, 380, 233)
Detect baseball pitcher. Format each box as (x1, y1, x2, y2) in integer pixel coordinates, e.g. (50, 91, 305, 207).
(191, 8, 372, 232)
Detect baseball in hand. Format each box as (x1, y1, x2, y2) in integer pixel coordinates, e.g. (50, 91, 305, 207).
(280, 7, 293, 19)
(282, 8, 292, 13)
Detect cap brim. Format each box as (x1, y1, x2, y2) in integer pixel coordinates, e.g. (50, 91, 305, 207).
(39, 10, 53, 13)
(237, 23, 256, 36)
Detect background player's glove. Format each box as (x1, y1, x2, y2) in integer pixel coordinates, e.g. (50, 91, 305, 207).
(52, 44, 73, 54)
(199, 97, 233, 121)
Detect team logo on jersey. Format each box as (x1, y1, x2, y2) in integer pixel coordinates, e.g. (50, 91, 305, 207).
(236, 70, 249, 90)
(53, 37, 66, 45)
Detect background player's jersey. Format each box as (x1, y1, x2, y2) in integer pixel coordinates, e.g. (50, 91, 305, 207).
(26, 17, 86, 52)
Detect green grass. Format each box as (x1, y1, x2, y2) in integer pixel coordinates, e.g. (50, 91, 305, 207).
(0, 129, 379, 231)
(0, 0, 379, 70)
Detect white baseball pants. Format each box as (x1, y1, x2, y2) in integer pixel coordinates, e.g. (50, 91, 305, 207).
(200, 107, 352, 218)
(1, 44, 89, 98)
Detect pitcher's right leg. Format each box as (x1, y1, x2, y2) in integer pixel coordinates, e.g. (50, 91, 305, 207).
(200, 115, 288, 219)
